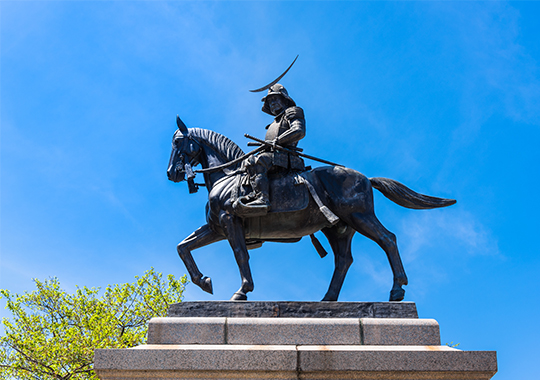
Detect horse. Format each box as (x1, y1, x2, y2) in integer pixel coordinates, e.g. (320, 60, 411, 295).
(167, 117, 456, 302)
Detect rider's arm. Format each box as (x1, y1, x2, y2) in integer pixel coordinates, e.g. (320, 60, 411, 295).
(275, 107, 306, 146)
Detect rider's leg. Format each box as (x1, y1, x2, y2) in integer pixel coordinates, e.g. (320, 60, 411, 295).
(245, 153, 272, 208)
(249, 173, 270, 207)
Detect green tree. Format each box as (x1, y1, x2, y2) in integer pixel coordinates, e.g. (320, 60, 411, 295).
(0, 268, 187, 380)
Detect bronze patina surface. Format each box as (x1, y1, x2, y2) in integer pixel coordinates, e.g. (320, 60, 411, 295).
(167, 71, 455, 302)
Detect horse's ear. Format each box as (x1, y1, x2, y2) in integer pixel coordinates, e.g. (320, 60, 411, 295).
(176, 115, 189, 135)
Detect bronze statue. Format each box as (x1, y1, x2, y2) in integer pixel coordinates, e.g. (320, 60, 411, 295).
(241, 84, 306, 215)
(166, 60, 456, 301)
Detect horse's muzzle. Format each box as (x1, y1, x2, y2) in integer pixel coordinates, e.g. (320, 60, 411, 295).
(167, 166, 185, 183)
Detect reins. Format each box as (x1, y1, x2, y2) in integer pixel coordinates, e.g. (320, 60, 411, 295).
(194, 145, 266, 174)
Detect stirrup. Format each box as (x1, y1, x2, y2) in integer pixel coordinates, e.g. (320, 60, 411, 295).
(245, 198, 270, 207)
(233, 196, 270, 217)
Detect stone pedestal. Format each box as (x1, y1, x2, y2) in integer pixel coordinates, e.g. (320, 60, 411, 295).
(94, 302, 497, 380)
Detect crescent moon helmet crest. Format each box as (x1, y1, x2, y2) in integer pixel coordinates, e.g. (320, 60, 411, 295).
(249, 55, 298, 93)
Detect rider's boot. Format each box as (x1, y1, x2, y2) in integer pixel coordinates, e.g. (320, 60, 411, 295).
(245, 173, 271, 211)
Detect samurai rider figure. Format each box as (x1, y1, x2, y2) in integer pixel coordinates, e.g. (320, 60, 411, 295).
(242, 83, 306, 213)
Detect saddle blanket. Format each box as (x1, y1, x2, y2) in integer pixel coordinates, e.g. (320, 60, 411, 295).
(234, 171, 309, 214)
(268, 172, 309, 213)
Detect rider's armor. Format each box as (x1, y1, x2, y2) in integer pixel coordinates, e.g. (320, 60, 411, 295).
(264, 106, 306, 170)
(243, 84, 306, 213)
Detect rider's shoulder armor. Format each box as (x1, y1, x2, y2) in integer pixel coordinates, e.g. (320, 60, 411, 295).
(284, 106, 304, 121)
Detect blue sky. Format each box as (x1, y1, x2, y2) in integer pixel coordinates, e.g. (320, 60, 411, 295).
(2, 1, 540, 378)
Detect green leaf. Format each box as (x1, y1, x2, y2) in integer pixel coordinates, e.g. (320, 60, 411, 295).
(0, 268, 187, 380)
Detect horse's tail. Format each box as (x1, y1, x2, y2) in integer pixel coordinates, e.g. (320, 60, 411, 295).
(369, 177, 456, 209)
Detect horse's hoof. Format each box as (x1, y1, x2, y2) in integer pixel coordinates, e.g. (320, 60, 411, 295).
(321, 294, 337, 301)
(230, 291, 247, 301)
(389, 288, 405, 302)
(200, 276, 213, 295)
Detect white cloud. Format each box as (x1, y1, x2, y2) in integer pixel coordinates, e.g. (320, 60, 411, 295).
(399, 210, 500, 261)
(438, 2, 540, 148)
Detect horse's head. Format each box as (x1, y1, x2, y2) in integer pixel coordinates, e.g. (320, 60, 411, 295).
(167, 116, 202, 185)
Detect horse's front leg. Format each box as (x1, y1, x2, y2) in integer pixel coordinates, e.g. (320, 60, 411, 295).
(219, 212, 254, 301)
(177, 224, 225, 294)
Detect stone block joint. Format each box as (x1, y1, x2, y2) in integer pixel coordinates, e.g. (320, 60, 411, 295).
(95, 302, 497, 380)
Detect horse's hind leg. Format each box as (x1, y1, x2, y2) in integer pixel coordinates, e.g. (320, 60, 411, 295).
(219, 212, 254, 301)
(348, 212, 408, 301)
(321, 224, 355, 301)
(177, 224, 225, 294)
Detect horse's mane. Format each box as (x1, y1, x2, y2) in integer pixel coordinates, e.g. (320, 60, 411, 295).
(188, 128, 245, 162)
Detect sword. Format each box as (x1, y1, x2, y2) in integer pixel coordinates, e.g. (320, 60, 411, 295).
(244, 134, 343, 167)
(247, 141, 303, 152)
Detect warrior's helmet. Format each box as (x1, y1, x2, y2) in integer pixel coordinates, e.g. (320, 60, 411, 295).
(261, 84, 296, 115)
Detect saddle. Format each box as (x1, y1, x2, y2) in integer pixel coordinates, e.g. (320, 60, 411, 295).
(233, 171, 309, 217)
(234, 169, 340, 254)
(232, 170, 340, 229)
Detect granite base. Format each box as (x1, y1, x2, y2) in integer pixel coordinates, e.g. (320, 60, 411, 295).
(94, 302, 497, 380)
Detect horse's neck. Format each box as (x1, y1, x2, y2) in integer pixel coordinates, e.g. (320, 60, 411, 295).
(199, 145, 237, 190)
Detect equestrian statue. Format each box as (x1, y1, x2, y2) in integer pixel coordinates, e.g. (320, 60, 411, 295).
(167, 60, 456, 302)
